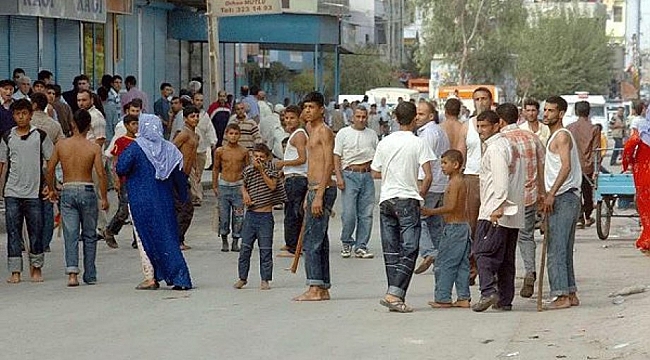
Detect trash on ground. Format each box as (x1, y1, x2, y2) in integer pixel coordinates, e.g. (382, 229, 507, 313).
(612, 295, 625, 305)
(608, 285, 648, 297)
(611, 343, 630, 350)
(481, 339, 494, 344)
(505, 352, 519, 357)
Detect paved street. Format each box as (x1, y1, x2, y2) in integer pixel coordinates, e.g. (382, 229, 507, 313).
(0, 179, 647, 360)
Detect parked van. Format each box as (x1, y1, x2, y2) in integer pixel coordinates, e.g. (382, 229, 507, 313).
(560, 92, 608, 132)
(365, 87, 419, 107)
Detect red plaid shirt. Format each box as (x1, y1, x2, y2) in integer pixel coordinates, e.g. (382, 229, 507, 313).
(501, 124, 545, 206)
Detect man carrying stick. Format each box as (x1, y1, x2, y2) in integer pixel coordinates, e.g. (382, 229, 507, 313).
(540, 96, 582, 310)
(293, 92, 337, 302)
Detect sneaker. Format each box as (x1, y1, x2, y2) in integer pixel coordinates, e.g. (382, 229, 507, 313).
(472, 293, 499, 312)
(519, 272, 535, 298)
(576, 220, 585, 229)
(341, 244, 352, 258)
(354, 248, 374, 259)
(221, 236, 229, 252)
(585, 217, 595, 227)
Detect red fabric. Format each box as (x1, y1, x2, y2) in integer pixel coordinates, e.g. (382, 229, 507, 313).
(622, 132, 650, 251)
(110, 136, 135, 157)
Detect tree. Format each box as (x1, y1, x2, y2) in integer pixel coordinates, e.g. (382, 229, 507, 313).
(515, 8, 612, 99)
(414, 0, 527, 84)
(288, 70, 316, 99)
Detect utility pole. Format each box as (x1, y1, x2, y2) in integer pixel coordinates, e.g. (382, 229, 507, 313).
(206, 0, 222, 101)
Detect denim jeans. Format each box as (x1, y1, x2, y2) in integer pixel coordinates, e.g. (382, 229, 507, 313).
(107, 187, 130, 236)
(238, 211, 274, 281)
(379, 198, 421, 300)
(219, 183, 244, 239)
(5, 197, 43, 272)
(60, 184, 98, 283)
(42, 199, 54, 250)
(474, 220, 519, 307)
(419, 192, 444, 259)
(434, 222, 471, 303)
(547, 191, 580, 297)
(340, 170, 375, 250)
(303, 187, 337, 289)
(283, 175, 307, 253)
(517, 204, 537, 275)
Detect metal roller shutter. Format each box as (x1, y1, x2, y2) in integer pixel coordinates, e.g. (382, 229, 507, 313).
(0, 16, 9, 78)
(9, 16, 38, 79)
(40, 18, 56, 74)
(54, 19, 81, 91)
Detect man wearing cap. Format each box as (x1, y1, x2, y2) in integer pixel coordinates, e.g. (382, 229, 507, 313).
(13, 76, 31, 101)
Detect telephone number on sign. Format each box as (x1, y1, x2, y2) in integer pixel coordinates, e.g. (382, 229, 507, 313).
(220, 5, 275, 14)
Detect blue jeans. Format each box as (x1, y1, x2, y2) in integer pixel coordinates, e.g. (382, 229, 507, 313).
(517, 204, 537, 275)
(340, 170, 375, 250)
(219, 183, 244, 239)
(60, 184, 98, 283)
(303, 187, 337, 289)
(283, 175, 308, 253)
(5, 197, 43, 272)
(379, 198, 421, 300)
(238, 211, 274, 281)
(434, 223, 471, 303)
(419, 192, 444, 259)
(547, 191, 580, 297)
(42, 199, 54, 250)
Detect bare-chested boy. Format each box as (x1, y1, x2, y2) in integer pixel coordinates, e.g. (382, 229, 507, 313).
(213, 123, 249, 252)
(421, 149, 471, 309)
(440, 98, 465, 153)
(293, 92, 337, 302)
(172, 106, 200, 251)
(46, 109, 109, 287)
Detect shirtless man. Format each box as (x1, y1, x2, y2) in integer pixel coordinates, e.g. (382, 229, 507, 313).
(293, 91, 338, 302)
(213, 123, 249, 252)
(440, 98, 465, 152)
(46, 109, 109, 287)
(172, 106, 200, 250)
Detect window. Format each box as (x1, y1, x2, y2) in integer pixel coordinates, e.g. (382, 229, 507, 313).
(289, 51, 303, 63)
(282, 0, 290, 8)
(83, 22, 105, 88)
(613, 6, 623, 23)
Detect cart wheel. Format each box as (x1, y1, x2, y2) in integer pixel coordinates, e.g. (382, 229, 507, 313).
(596, 199, 611, 240)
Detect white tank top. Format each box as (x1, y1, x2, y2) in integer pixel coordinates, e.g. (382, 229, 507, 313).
(545, 129, 582, 195)
(464, 117, 481, 175)
(283, 128, 308, 176)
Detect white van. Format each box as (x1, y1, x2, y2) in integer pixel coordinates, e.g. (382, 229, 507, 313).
(560, 92, 608, 132)
(365, 87, 419, 107)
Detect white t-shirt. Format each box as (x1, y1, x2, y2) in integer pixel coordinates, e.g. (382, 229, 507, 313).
(371, 130, 436, 204)
(334, 126, 378, 169)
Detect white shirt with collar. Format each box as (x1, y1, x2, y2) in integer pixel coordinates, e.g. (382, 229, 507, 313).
(334, 125, 378, 170)
(86, 106, 106, 144)
(196, 110, 217, 153)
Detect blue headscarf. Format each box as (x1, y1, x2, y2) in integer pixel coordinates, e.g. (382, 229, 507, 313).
(135, 114, 183, 180)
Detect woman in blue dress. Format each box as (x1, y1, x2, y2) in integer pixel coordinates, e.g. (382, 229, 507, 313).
(117, 114, 192, 290)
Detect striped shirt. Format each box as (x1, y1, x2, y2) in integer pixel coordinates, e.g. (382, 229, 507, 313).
(229, 117, 262, 151)
(501, 124, 545, 207)
(243, 162, 287, 211)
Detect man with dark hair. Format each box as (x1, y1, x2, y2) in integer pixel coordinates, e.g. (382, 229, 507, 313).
(567, 101, 599, 228)
(154, 82, 174, 135)
(228, 102, 262, 151)
(46, 84, 73, 137)
(0, 79, 17, 135)
(609, 106, 626, 165)
(541, 95, 582, 310)
(0, 99, 54, 283)
(520, 98, 550, 145)
(121, 75, 149, 113)
(496, 103, 545, 301)
(38, 70, 54, 85)
(440, 98, 464, 153)
(293, 91, 338, 302)
(208, 90, 232, 148)
(241, 85, 260, 123)
(371, 101, 435, 312)
(46, 109, 109, 287)
(471, 109, 525, 312)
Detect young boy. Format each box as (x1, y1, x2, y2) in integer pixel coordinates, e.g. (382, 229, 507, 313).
(212, 123, 249, 252)
(0, 99, 53, 283)
(421, 149, 471, 308)
(172, 106, 200, 251)
(103, 114, 139, 249)
(234, 143, 287, 290)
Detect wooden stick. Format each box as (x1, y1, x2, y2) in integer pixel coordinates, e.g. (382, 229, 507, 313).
(537, 217, 549, 312)
(290, 219, 307, 274)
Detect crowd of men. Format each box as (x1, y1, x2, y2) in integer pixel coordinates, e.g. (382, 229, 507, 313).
(0, 66, 608, 312)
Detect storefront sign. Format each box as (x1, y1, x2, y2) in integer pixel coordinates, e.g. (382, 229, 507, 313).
(6, 0, 108, 23)
(211, 0, 282, 17)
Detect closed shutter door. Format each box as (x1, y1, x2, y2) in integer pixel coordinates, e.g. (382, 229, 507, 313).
(40, 18, 56, 73)
(54, 19, 81, 91)
(0, 16, 9, 77)
(10, 16, 38, 79)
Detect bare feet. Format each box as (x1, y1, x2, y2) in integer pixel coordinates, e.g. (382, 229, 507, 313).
(233, 279, 247, 289)
(67, 274, 79, 287)
(569, 292, 580, 306)
(428, 301, 452, 308)
(260, 281, 271, 290)
(320, 288, 330, 300)
(30, 266, 43, 282)
(6, 272, 20, 284)
(293, 286, 323, 301)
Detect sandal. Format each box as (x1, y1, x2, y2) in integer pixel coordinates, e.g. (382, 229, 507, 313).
(380, 298, 413, 313)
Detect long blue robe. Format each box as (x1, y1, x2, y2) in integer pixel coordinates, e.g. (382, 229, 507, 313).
(116, 142, 193, 288)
